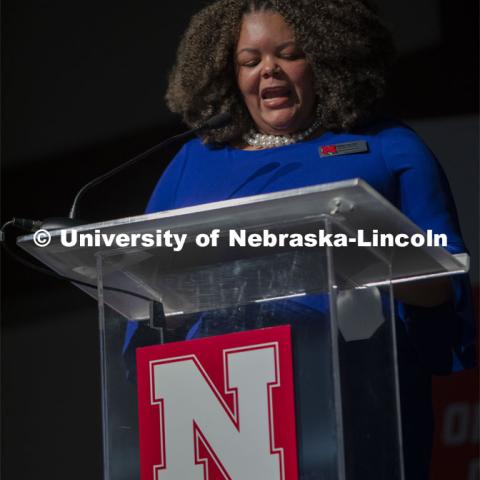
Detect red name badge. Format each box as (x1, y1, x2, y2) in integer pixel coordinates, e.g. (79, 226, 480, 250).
(137, 325, 299, 480)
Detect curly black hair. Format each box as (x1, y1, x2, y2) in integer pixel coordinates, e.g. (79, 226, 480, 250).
(166, 0, 394, 144)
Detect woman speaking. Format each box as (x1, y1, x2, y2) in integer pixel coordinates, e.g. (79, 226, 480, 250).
(128, 1, 474, 478)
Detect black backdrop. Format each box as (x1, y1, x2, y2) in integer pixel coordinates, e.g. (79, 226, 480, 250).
(1, 1, 478, 479)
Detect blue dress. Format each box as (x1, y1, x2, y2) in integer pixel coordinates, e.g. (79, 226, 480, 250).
(126, 119, 475, 479)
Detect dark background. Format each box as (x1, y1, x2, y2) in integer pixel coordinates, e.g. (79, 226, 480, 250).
(1, 1, 478, 479)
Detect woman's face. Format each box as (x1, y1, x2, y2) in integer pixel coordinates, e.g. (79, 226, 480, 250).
(235, 11, 316, 136)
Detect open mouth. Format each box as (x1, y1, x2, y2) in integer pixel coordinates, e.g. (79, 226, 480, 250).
(261, 86, 292, 100)
(260, 86, 292, 109)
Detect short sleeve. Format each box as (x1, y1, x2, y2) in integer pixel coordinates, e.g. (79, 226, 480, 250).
(381, 125, 476, 374)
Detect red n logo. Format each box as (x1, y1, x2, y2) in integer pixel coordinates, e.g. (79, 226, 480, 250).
(136, 326, 299, 480)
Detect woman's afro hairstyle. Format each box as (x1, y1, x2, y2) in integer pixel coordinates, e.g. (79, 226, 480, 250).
(166, 0, 394, 144)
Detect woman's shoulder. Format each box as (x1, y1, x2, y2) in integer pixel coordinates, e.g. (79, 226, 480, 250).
(358, 118, 428, 150)
(352, 118, 435, 170)
(182, 136, 226, 153)
(354, 118, 422, 142)
(166, 137, 228, 168)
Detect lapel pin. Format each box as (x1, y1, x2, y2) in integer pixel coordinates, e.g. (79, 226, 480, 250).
(319, 140, 369, 157)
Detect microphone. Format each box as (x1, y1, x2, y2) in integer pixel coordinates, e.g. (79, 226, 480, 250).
(67, 112, 232, 221)
(201, 112, 232, 130)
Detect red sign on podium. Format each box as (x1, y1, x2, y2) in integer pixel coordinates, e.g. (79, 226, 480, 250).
(136, 325, 299, 480)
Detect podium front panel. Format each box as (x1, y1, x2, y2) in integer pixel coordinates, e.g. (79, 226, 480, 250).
(96, 215, 404, 480)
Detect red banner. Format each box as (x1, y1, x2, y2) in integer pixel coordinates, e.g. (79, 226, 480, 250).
(431, 285, 479, 480)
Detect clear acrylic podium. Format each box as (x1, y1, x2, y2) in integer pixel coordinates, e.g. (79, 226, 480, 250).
(18, 179, 468, 480)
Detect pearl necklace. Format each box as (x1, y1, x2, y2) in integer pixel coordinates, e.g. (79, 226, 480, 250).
(243, 118, 322, 148)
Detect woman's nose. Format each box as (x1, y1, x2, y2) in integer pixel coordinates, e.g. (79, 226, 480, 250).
(262, 60, 281, 79)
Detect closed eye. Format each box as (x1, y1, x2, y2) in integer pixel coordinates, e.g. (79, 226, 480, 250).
(279, 51, 305, 61)
(241, 59, 260, 67)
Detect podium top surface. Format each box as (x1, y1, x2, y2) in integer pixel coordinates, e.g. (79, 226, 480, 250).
(17, 179, 467, 318)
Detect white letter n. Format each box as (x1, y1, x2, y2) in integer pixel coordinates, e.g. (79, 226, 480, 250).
(150, 345, 284, 480)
